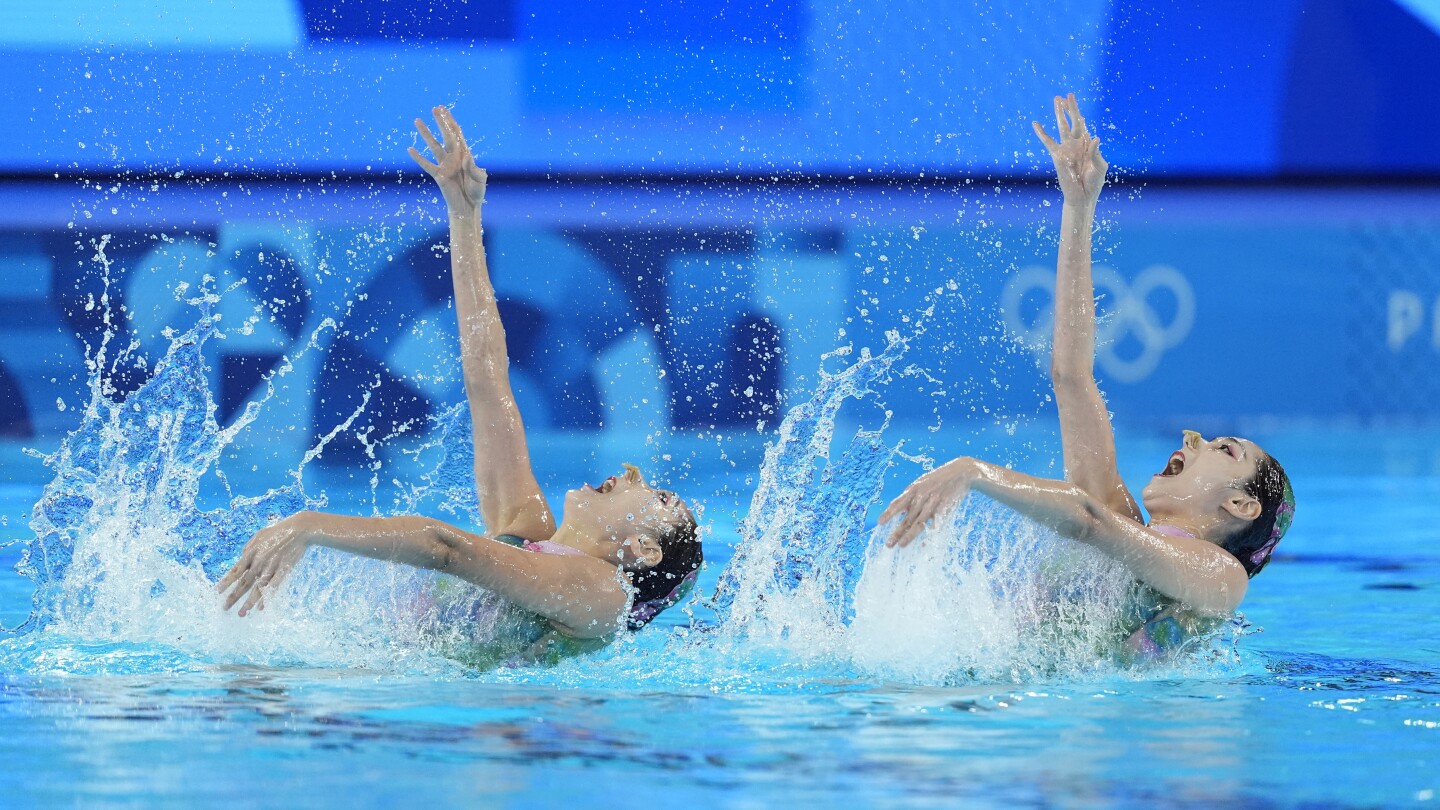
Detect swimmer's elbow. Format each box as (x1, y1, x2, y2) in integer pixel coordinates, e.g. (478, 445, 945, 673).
(1049, 361, 1095, 391)
(1063, 493, 1108, 544)
(433, 541, 456, 575)
(425, 522, 466, 573)
(1195, 562, 1249, 617)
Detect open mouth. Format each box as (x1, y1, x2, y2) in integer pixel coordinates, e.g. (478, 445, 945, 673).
(1158, 452, 1186, 477)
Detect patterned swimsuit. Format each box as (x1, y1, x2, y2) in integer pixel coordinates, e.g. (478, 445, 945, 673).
(424, 533, 693, 669)
(1119, 523, 1224, 663)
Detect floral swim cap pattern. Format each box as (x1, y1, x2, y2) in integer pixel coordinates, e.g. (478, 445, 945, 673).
(626, 568, 698, 630)
(1248, 478, 1295, 570)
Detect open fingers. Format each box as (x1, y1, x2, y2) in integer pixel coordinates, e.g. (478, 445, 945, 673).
(217, 551, 255, 595)
(1067, 93, 1088, 138)
(885, 497, 929, 547)
(222, 580, 247, 611)
(886, 520, 913, 548)
(887, 508, 928, 548)
(1032, 121, 1060, 152)
(216, 560, 242, 593)
(415, 118, 445, 158)
(238, 580, 267, 617)
(408, 146, 439, 175)
(1053, 95, 1071, 141)
(223, 566, 260, 611)
(894, 526, 924, 548)
(433, 106, 469, 154)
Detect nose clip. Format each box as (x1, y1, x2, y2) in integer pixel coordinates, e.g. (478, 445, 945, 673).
(622, 462, 643, 483)
(1182, 430, 1202, 450)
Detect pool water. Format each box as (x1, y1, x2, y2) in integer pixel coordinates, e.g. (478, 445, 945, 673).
(0, 341, 1437, 807)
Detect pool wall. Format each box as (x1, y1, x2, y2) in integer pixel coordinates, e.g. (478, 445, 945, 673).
(1, 181, 1438, 450)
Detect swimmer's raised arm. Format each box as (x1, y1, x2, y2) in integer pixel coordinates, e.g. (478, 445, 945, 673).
(880, 458, 1248, 615)
(1032, 95, 1141, 522)
(217, 511, 629, 637)
(409, 107, 555, 541)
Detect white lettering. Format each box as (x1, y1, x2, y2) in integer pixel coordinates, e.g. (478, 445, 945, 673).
(1388, 290, 1424, 352)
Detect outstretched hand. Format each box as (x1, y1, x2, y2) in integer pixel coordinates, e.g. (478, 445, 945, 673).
(409, 105, 488, 212)
(1032, 93, 1107, 205)
(217, 514, 311, 617)
(879, 457, 981, 548)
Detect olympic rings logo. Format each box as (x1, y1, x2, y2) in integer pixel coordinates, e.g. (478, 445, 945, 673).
(1000, 264, 1195, 383)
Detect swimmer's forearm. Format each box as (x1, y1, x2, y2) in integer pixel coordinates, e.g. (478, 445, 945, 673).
(433, 153, 515, 401)
(294, 511, 627, 637)
(1050, 200, 1097, 385)
(446, 199, 550, 534)
(447, 205, 511, 389)
(1048, 196, 1138, 517)
(407, 107, 550, 537)
(968, 464, 1246, 614)
(292, 511, 548, 595)
(967, 461, 1097, 540)
(291, 512, 459, 571)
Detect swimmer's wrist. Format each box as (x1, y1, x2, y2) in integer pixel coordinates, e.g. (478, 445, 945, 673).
(936, 456, 983, 490)
(446, 198, 482, 221)
(284, 511, 321, 548)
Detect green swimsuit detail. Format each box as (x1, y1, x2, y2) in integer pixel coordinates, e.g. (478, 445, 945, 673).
(423, 534, 605, 670)
(1117, 524, 1225, 665)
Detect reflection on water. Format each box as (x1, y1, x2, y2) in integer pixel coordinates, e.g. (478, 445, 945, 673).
(3, 652, 1436, 806)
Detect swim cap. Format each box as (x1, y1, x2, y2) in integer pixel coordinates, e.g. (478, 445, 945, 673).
(627, 567, 698, 630)
(1248, 478, 1295, 569)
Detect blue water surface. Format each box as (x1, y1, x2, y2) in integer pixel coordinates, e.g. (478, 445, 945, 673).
(1, 406, 1437, 807)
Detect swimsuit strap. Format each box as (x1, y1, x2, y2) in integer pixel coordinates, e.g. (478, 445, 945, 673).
(494, 534, 583, 556)
(522, 539, 585, 556)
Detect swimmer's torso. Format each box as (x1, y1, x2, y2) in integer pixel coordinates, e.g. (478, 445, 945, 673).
(419, 534, 607, 669)
(1118, 587, 1225, 665)
(1118, 522, 1227, 663)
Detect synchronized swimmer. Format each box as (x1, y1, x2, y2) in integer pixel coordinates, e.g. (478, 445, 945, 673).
(219, 108, 701, 661)
(882, 95, 1294, 657)
(219, 97, 1294, 664)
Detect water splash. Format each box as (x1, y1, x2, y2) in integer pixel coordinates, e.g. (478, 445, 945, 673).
(849, 502, 1139, 683)
(703, 328, 1230, 685)
(12, 312, 316, 634)
(0, 292, 493, 675)
(711, 336, 905, 652)
(3, 291, 1237, 685)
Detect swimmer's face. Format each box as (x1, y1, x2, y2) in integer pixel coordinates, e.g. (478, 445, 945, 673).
(1142, 430, 1264, 524)
(563, 463, 694, 568)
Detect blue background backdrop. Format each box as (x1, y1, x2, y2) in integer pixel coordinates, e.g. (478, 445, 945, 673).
(1, 0, 1439, 455)
(5, 0, 1440, 177)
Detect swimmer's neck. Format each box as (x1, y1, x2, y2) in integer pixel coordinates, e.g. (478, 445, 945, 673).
(1147, 519, 1202, 538)
(546, 522, 619, 563)
(1146, 514, 1230, 543)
